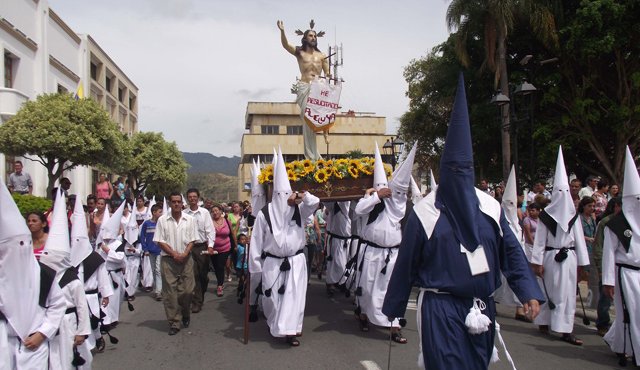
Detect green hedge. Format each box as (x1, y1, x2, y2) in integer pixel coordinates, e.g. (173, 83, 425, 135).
(12, 193, 52, 216)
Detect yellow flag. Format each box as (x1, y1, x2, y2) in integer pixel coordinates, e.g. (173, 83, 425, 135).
(74, 81, 84, 100)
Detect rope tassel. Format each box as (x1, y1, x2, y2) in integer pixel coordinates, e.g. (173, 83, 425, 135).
(465, 298, 491, 335)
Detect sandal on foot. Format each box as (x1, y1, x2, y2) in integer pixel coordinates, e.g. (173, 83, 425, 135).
(391, 332, 408, 344)
(359, 317, 370, 332)
(561, 334, 583, 346)
(538, 325, 550, 334)
(286, 336, 300, 347)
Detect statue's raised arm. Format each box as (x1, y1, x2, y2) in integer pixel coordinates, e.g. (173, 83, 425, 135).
(277, 20, 296, 55)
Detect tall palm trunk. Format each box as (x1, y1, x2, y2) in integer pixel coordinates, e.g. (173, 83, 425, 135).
(497, 24, 511, 182)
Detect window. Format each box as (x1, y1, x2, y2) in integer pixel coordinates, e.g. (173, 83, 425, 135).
(105, 76, 112, 93)
(5, 155, 15, 181)
(4, 53, 13, 88)
(90, 62, 97, 80)
(261, 125, 279, 134)
(129, 95, 136, 110)
(118, 87, 124, 102)
(119, 110, 127, 130)
(286, 125, 303, 135)
(57, 84, 68, 94)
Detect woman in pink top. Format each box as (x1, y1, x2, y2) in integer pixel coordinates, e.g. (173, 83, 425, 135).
(95, 172, 113, 200)
(210, 204, 234, 297)
(27, 212, 48, 259)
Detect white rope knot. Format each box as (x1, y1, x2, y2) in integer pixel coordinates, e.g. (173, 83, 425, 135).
(465, 298, 491, 335)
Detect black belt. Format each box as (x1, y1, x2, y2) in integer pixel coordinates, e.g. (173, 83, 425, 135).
(263, 249, 304, 259)
(362, 240, 400, 249)
(192, 242, 207, 247)
(544, 247, 575, 251)
(0, 310, 5, 321)
(85, 288, 99, 294)
(109, 268, 124, 273)
(327, 231, 350, 241)
(617, 263, 640, 271)
(65, 307, 77, 315)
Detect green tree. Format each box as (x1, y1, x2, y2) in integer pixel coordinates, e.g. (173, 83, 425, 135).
(538, 0, 640, 184)
(122, 131, 188, 197)
(0, 93, 128, 198)
(446, 0, 559, 180)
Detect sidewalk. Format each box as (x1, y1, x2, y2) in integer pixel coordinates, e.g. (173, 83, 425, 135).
(576, 281, 615, 325)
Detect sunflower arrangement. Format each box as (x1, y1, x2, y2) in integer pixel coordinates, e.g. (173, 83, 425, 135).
(258, 157, 385, 184)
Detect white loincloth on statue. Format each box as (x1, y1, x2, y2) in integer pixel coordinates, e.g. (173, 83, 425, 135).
(295, 81, 321, 160)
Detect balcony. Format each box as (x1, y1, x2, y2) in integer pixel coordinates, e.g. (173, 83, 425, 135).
(0, 87, 30, 122)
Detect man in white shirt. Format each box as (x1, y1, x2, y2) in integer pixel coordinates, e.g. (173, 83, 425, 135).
(153, 192, 196, 335)
(184, 188, 215, 313)
(578, 175, 598, 199)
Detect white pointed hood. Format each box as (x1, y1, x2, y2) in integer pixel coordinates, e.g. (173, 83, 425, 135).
(430, 169, 438, 192)
(162, 197, 168, 216)
(622, 146, 640, 236)
(41, 189, 71, 274)
(251, 157, 266, 217)
(501, 165, 522, 238)
(97, 201, 125, 245)
(389, 142, 417, 193)
(410, 176, 423, 204)
(124, 203, 139, 245)
(0, 178, 41, 341)
(544, 146, 575, 232)
(268, 148, 294, 248)
(373, 143, 388, 190)
(70, 196, 92, 267)
(145, 196, 156, 219)
(102, 202, 111, 225)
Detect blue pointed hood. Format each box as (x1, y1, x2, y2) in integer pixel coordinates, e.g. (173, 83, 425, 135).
(436, 73, 481, 252)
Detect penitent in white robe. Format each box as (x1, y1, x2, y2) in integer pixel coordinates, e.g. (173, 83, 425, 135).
(531, 220, 589, 333)
(602, 228, 640, 366)
(249, 194, 319, 337)
(355, 191, 404, 328)
(78, 256, 113, 349)
(324, 202, 352, 285)
(49, 277, 91, 370)
(124, 243, 142, 297)
(99, 239, 125, 326)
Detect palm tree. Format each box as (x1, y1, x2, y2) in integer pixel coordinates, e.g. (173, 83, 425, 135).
(446, 0, 559, 181)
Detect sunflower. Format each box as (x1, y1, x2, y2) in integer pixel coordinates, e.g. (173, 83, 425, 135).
(287, 169, 298, 181)
(332, 166, 345, 179)
(266, 172, 274, 182)
(315, 159, 328, 169)
(285, 162, 294, 171)
(314, 168, 331, 183)
(335, 158, 348, 167)
(360, 163, 373, 175)
(302, 158, 314, 171)
(347, 166, 359, 178)
(384, 164, 393, 177)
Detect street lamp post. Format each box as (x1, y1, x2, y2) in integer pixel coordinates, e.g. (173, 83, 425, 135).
(491, 80, 536, 180)
(382, 136, 405, 170)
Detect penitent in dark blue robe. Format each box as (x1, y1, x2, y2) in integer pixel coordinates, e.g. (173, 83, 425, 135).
(382, 191, 544, 370)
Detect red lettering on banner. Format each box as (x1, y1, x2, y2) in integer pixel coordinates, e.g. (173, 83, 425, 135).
(306, 97, 339, 109)
(321, 90, 329, 97)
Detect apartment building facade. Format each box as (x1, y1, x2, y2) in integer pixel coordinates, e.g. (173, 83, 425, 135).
(0, 0, 138, 200)
(238, 101, 390, 201)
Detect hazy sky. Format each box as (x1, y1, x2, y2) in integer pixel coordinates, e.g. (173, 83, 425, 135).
(49, 0, 451, 157)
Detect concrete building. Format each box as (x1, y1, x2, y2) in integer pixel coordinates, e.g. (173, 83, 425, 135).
(0, 0, 138, 200)
(237, 101, 389, 201)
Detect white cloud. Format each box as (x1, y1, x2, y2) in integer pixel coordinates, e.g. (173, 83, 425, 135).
(49, 0, 450, 156)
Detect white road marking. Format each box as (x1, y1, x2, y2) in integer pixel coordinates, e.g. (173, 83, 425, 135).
(360, 360, 382, 370)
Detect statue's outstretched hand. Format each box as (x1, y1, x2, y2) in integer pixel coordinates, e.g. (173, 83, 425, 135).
(277, 20, 284, 31)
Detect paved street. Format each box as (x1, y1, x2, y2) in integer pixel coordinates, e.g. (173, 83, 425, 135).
(94, 277, 624, 370)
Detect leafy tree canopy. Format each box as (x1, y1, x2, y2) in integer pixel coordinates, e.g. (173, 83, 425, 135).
(0, 93, 128, 197)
